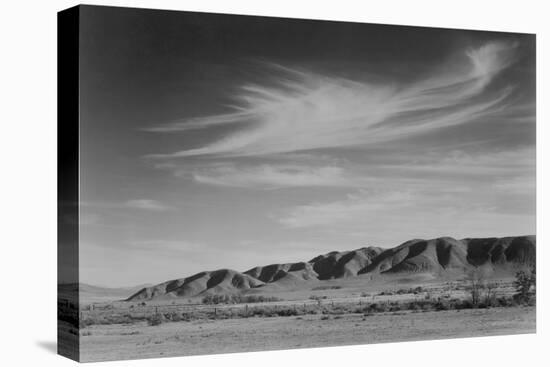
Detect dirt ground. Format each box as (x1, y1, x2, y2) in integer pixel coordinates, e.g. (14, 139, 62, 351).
(79, 306, 535, 362)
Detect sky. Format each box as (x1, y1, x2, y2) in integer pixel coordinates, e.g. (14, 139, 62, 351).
(76, 6, 536, 287)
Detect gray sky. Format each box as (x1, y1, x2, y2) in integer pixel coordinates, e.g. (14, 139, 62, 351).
(77, 6, 535, 287)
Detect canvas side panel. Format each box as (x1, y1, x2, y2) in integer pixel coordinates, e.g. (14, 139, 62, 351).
(57, 5, 80, 362)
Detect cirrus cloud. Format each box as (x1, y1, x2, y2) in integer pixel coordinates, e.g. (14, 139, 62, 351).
(145, 41, 519, 159)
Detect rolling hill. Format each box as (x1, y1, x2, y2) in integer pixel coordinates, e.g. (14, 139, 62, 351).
(126, 235, 535, 301)
(128, 269, 264, 301)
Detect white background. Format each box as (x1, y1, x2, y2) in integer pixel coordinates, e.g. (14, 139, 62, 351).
(0, 0, 548, 365)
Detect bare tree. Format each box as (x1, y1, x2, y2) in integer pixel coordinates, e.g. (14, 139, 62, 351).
(466, 268, 488, 306)
(483, 282, 498, 306)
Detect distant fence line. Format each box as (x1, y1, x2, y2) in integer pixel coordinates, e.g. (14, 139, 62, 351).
(83, 298, 352, 314)
(78, 281, 517, 319)
(78, 293, 506, 319)
(79, 299, 377, 322)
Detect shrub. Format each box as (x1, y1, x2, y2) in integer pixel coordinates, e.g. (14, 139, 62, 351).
(455, 299, 475, 309)
(309, 295, 327, 301)
(380, 287, 424, 296)
(389, 302, 405, 312)
(367, 302, 390, 313)
(496, 296, 513, 307)
(434, 300, 452, 311)
(202, 294, 282, 305)
(312, 285, 342, 291)
(119, 331, 140, 336)
(276, 308, 299, 317)
(404, 300, 435, 312)
(249, 307, 275, 317)
(165, 312, 186, 322)
(147, 313, 166, 326)
(514, 266, 536, 305)
(407, 301, 423, 312)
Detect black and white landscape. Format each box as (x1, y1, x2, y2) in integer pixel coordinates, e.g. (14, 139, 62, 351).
(126, 236, 535, 301)
(59, 5, 536, 362)
(74, 235, 536, 361)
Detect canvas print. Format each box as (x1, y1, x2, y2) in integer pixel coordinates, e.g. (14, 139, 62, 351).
(58, 5, 536, 362)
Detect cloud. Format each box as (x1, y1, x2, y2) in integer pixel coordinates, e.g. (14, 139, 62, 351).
(145, 41, 518, 159)
(278, 190, 415, 228)
(493, 175, 536, 195)
(273, 147, 535, 232)
(189, 163, 372, 189)
(377, 147, 536, 178)
(276, 184, 535, 243)
(81, 199, 175, 212)
(126, 240, 203, 255)
(161, 144, 533, 191)
(124, 199, 174, 211)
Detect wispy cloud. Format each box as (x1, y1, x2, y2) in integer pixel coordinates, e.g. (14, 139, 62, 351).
(276, 184, 535, 243)
(82, 199, 175, 212)
(126, 239, 203, 255)
(376, 147, 536, 177)
(123, 199, 174, 211)
(276, 147, 535, 228)
(277, 190, 414, 228)
(145, 41, 518, 159)
(190, 163, 372, 189)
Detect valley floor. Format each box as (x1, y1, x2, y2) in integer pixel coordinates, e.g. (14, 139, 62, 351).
(79, 306, 535, 362)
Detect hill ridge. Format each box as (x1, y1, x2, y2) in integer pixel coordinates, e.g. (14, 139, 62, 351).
(126, 235, 535, 301)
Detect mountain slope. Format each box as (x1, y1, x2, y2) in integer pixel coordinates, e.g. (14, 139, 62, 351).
(126, 235, 535, 301)
(464, 235, 536, 266)
(310, 247, 384, 279)
(360, 237, 470, 275)
(127, 269, 264, 301)
(244, 262, 318, 283)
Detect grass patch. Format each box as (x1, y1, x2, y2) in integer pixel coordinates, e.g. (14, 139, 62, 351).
(378, 287, 424, 296)
(202, 294, 282, 305)
(80, 294, 527, 327)
(312, 285, 342, 291)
